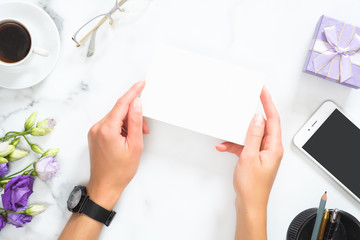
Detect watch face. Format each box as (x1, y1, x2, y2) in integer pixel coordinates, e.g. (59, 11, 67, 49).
(67, 186, 84, 211)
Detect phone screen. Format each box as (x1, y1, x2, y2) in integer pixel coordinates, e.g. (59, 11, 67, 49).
(302, 109, 360, 198)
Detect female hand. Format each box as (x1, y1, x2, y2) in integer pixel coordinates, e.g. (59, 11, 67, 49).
(216, 87, 283, 240)
(87, 80, 149, 210)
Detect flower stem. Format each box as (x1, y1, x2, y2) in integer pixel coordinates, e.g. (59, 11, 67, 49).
(22, 135, 32, 146)
(4, 131, 20, 137)
(0, 130, 31, 142)
(0, 161, 36, 180)
(0, 208, 25, 213)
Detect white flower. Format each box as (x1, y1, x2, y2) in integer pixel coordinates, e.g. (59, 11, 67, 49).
(0, 141, 15, 157)
(0, 141, 9, 152)
(34, 155, 60, 181)
(31, 144, 43, 154)
(25, 204, 46, 216)
(42, 148, 59, 157)
(30, 118, 56, 136)
(8, 149, 29, 162)
(24, 112, 37, 130)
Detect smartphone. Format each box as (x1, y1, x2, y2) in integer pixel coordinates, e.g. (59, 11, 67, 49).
(294, 101, 360, 202)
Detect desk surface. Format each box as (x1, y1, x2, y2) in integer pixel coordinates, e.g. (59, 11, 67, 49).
(1, 0, 360, 239)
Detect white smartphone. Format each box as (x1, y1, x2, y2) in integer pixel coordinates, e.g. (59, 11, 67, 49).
(294, 101, 360, 202)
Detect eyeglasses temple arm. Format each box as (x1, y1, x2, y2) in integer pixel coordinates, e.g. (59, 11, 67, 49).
(78, 16, 108, 46)
(78, 0, 128, 46)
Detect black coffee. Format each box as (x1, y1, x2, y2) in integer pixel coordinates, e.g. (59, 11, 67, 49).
(0, 21, 31, 63)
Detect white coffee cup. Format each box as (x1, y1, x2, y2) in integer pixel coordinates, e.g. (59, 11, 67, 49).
(0, 19, 48, 68)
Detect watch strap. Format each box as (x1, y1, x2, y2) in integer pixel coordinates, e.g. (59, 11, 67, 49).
(79, 197, 116, 226)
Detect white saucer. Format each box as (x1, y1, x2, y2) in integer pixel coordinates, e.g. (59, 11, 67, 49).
(0, 1, 60, 89)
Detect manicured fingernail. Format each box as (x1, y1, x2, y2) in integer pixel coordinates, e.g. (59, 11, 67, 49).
(253, 114, 264, 127)
(134, 98, 142, 112)
(137, 79, 146, 85)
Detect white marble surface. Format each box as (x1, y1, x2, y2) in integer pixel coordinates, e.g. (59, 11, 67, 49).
(1, 0, 360, 239)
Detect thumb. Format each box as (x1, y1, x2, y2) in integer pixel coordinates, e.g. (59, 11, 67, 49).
(127, 97, 143, 150)
(243, 114, 265, 155)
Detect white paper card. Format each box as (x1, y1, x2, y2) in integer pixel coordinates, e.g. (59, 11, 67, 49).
(141, 45, 265, 145)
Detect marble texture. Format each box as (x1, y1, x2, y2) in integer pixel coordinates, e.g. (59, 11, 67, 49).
(1, 0, 360, 239)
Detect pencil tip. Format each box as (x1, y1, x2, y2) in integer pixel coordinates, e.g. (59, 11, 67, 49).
(322, 191, 328, 201)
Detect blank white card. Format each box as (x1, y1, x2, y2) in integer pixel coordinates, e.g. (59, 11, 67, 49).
(141, 45, 265, 145)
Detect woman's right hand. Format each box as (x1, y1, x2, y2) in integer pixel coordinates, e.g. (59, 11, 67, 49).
(216, 87, 283, 240)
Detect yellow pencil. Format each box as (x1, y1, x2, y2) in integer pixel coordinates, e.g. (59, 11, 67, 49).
(317, 209, 329, 240)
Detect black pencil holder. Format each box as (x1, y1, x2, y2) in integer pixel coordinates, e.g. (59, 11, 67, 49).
(287, 208, 360, 240)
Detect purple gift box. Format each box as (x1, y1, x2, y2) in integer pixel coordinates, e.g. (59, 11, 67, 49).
(304, 15, 360, 89)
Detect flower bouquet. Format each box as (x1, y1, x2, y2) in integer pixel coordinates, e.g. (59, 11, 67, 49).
(0, 112, 60, 230)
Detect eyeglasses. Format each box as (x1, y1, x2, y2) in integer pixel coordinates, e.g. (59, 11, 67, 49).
(72, 0, 128, 48)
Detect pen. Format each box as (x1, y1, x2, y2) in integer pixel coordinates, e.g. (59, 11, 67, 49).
(311, 191, 327, 240)
(317, 209, 329, 240)
(323, 208, 341, 240)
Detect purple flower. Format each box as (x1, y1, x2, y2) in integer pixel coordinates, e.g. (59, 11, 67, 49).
(1, 175, 34, 211)
(0, 215, 6, 230)
(0, 163, 8, 177)
(7, 213, 32, 228)
(34, 155, 59, 181)
(46, 118, 56, 129)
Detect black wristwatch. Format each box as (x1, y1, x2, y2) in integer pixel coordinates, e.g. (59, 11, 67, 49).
(67, 185, 116, 226)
